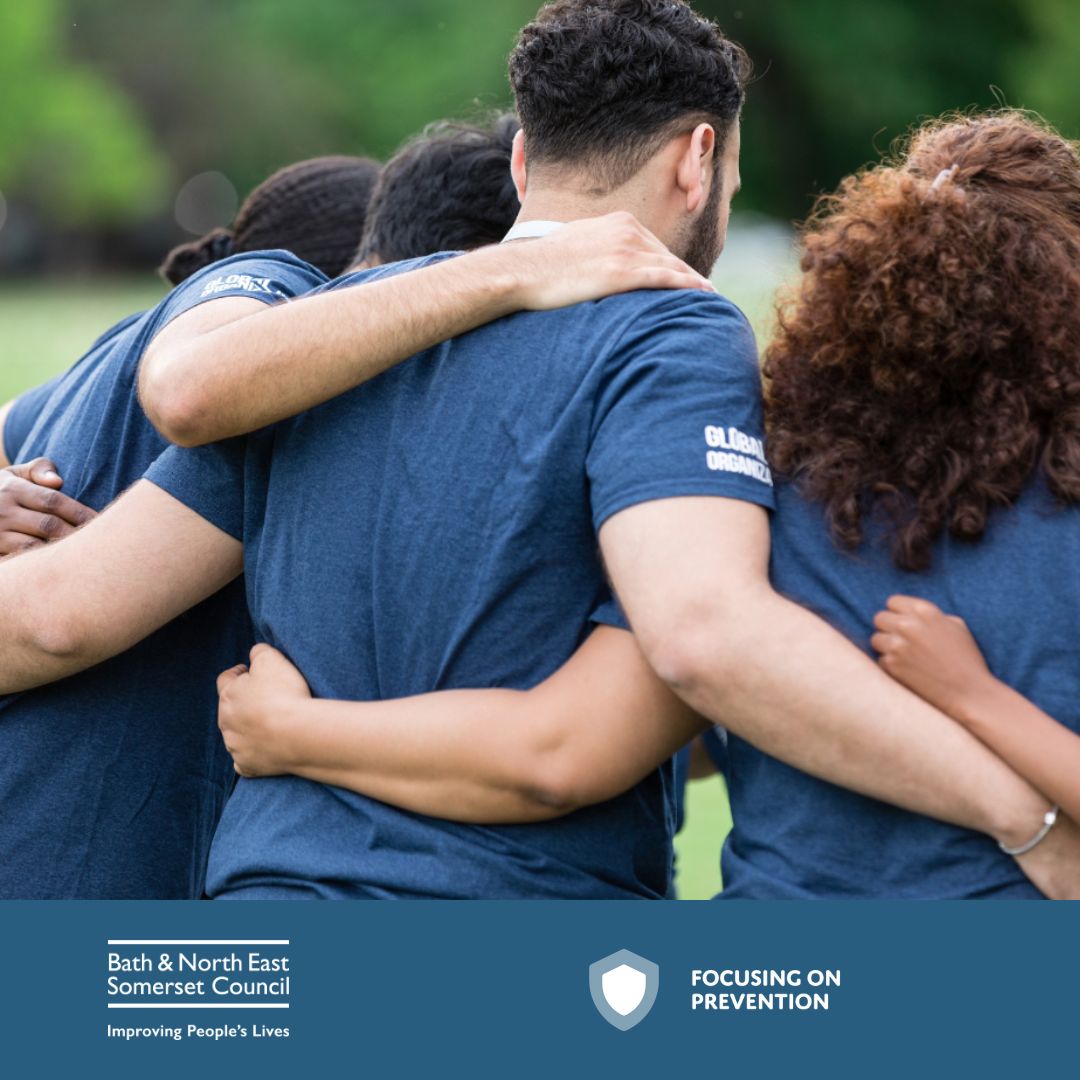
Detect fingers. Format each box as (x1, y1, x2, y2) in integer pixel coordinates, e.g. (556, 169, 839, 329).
(0, 505, 81, 543)
(885, 595, 941, 617)
(1, 473, 96, 527)
(216, 664, 248, 696)
(869, 631, 901, 656)
(0, 532, 43, 557)
(872, 610, 905, 634)
(627, 266, 715, 293)
(23, 458, 64, 489)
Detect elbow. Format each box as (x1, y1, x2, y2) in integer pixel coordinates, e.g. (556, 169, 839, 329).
(639, 609, 745, 707)
(13, 604, 94, 684)
(644, 627, 718, 698)
(519, 758, 592, 819)
(139, 356, 212, 448)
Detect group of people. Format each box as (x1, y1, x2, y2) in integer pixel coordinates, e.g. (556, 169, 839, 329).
(1, 0, 1078, 901)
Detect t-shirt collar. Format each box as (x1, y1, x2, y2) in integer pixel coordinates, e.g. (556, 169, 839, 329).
(501, 220, 566, 243)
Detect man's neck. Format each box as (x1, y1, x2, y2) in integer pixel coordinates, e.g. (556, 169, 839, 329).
(513, 187, 656, 233)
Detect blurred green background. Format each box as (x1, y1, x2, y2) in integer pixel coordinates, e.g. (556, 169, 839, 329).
(2, 0, 1079, 897)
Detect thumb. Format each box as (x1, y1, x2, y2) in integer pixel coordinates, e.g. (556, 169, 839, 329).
(24, 458, 64, 488)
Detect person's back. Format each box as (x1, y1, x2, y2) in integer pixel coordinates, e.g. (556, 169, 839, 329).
(160, 258, 760, 898)
(726, 477, 1080, 898)
(724, 111, 1080, 899)
(143, 0, 764, 899)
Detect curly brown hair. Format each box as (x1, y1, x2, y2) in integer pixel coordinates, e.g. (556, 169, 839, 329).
(764, 111, 1080, 570)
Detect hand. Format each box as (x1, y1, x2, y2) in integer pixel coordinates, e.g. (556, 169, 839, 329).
(507, 211, 716, 310)
(217, 643, 312, 777)
(1013, 810, 1080, 900)
(0, 458, 97, 556)
(871, 595, 998, 722)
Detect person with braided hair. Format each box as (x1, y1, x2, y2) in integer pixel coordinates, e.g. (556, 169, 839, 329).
(0, 154, 380, 489)
(0, 153, 384, 897)
(158, 155, 381, 285)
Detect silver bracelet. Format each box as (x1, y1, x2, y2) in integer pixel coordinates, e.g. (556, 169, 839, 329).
(999, 806, 1060, 856)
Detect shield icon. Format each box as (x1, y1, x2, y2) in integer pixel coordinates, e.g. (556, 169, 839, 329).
(589, 949, 660, 1030)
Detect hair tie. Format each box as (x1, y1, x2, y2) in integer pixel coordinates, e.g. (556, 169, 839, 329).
(930, 164, 959, 192)
(205, 229, 235, 262)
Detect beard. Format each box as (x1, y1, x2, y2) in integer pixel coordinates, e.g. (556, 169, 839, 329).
(680, 177, 724, 278)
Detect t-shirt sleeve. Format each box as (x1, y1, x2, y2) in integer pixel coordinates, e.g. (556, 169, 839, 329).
(587, 291, 774, 532)
(153, 250, 329, 334)
(589, 595, 631, 632)
(3, 375, 63, 463)
(143, 439, 248, 540)
(700, 726, 729, 776)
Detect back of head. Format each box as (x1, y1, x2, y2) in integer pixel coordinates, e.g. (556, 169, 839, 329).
(159, 155, 381, 284)
(765, 110, 1080, 570)
(355, 115, 522, 265)
(509, 0, 749, 191)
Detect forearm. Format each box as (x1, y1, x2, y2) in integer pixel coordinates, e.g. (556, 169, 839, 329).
(143, 247, 522, 446)
(225, 626, 705, 822)
(0, 480, 242, 694)
(274, 692, 579, 823)
(952, 681, 1080, 824)
(663, 585, 1048, 847)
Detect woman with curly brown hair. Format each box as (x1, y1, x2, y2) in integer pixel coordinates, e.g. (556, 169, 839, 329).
(728, 109, 1080, 897)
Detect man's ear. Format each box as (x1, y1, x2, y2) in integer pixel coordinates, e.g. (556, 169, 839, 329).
(676, 123, 716, 214)
(511, 129, 528, 201)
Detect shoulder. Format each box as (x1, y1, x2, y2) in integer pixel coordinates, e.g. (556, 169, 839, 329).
(601, 287, 754, 350)
(162, 249, 328, 308)
(594, 289, 758, 381)
(317, 252, 463, 295)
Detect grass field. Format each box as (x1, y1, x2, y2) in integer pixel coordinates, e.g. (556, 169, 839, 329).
(0, 219, 795, 899)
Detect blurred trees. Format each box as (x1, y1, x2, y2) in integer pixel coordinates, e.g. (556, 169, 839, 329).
(1, 0, 1079, 265)
(704, 0, 1034, 217)
(0, 0, 164, 227)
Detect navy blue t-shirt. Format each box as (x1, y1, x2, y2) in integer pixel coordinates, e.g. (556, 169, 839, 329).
(0, 251, 327, 899)
(146, 255, 774, 900)
(3, 312, 147, 463)
(719, 477, 1080, 900)
(4, 375, 63, 464)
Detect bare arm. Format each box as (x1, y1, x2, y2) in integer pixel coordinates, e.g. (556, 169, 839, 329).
(873, 596, 1080, 825)
(598, 497, 1058, 850)
(138, 214, 713, 447)
(216, 628, 707, 823)
(0, 480, 241, 693)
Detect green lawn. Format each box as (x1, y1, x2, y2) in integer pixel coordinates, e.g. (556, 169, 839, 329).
(0, 277, 166, 401)
(0, 224, 792, 898)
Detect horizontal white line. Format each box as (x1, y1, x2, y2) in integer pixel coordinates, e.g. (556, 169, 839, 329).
(107, 1003, 289, 1010)
(107, 940, 289, 946)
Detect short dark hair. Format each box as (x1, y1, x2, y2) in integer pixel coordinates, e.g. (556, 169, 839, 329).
(509, 0, 750, 190)
(159, 156, 381, 284)
(356, 114, 521, 265)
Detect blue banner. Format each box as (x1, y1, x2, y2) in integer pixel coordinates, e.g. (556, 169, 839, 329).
(0, 900, 1072, 1077)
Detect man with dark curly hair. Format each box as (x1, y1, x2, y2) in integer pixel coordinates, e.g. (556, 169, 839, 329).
(0, 2, 1076, 900)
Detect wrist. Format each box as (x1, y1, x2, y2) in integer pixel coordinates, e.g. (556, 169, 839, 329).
(984, 776, 1054, 851)
(264, 696, 310, 773)
(461, 245, 527, 319)
(950, 673, 1010, 731)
